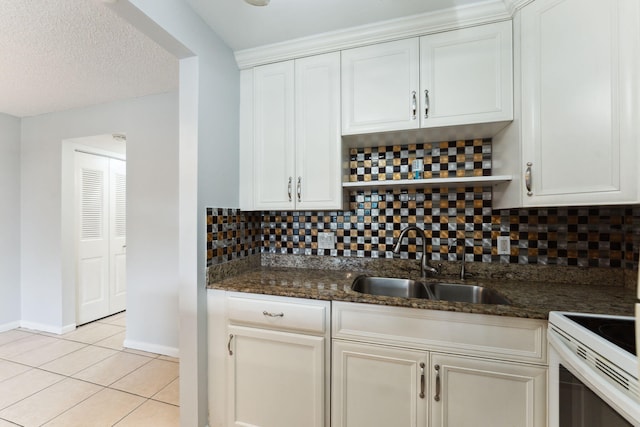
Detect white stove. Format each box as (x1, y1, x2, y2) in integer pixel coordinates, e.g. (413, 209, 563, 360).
(548, 311, 639, 426)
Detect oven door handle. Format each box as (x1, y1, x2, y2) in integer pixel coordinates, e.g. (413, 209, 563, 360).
(548, 331, 640, 425)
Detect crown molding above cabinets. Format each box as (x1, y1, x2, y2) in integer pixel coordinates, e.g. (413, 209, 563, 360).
(234, 0, 512, 69)
(502, 0, 536, 15)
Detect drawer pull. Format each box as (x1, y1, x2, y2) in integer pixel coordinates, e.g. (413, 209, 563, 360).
(525, 162, 533, 196)
(227, 334, 234, 356)
(411, 91, 417, 120)
(419, 362, 425, 399)
(263, 310, 284, 318)
(424, 90, 430, 119)
(434, 364, 441, 401)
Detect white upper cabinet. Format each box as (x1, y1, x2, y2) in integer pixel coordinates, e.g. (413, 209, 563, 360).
(341, 21, 513, 136)
(419, 21, 513, 128)
(294, 52, 342, 210)
(341, 38, 420, 135)
(241, 52, 342, 211)
(493, 0, 640, 208)
(252, 61, 295, 210)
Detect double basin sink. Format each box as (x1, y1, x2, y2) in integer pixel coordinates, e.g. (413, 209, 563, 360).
(351, 276, 511, 305)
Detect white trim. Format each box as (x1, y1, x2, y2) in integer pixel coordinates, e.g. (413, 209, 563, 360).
(235, 0, 511, 69)
(124, 338, 180, 358)
(503, 0, 535, 15)
(0, 321, 21, 333)
(20, 321, 76, 335)
(177, 55, 203, 426)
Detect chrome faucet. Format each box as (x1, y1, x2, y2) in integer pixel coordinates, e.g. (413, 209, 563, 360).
(393, 225, 440, 278)
(450, 238, 470, 281)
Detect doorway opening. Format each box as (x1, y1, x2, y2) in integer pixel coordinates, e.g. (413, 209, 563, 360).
(61, 134, 127, 329)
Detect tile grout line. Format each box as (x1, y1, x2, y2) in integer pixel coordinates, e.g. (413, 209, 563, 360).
(0, 313, 180, 426)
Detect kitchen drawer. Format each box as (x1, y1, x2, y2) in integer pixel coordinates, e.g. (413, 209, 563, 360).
(227, 293, 329, 335)
(332, 301, 547, 364)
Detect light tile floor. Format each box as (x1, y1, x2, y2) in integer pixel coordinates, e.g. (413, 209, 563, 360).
(0, 312, 179, 426)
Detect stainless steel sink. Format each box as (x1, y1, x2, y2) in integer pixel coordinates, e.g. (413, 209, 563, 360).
(351, 276, 431, 299)
(426, 282, 511, 305)
(350, 276, 511, 305)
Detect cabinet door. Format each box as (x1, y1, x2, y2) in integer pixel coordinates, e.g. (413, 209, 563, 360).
(420, 21, 513, 128)
(341, 38, 420, 135)
(227, 325, 325, 427)
(295, 52, 342, 210)
(520, 0, 640, 206)
(253, 61, 296, 210)
(332, 340, 428, 427)
(431, 353, 546, 427)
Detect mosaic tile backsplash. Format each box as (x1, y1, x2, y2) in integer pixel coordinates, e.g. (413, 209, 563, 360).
(206, 208, 261, 265)
(347, 139, 491, 181)
(206, 138, 640, 270)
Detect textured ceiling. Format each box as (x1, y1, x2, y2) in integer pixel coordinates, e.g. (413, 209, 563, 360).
(1, 0, 500, 117)
(0, 0, 178, 118)
(185, 0, 489, 51)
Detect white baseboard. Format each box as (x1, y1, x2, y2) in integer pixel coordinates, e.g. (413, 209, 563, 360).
(60, 323, 76, 334)
(20, 321, 76, 335)
(123, 339, 179, 358)
(0, 320, 20, 333)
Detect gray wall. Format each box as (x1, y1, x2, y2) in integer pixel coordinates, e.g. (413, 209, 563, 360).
(20, 92, 180, 352)
(110, 1, 240, 424)
(0, 113, 21, 329)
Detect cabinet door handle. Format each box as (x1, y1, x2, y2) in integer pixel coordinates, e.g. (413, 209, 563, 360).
(434, 364, 441, 401)
(287, 177, 293, 202)
(297, 176, 302, 202)
(411, 91, 417, 120)
(424, 90, 430, 119)
(263, 310, 284, 318)
(227, 334, 234, 356)
(525, 162, 533, 196)
(419, 362, 425, 399)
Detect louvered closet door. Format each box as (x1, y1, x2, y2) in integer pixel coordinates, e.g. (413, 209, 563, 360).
(109, 159, 126, 314)
(76, 152, 110, 324)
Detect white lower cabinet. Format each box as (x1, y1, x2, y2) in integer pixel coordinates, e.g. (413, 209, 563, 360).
(430, 353, 547, 427)
(207, 291, 330, 427)
(209, 294, 547, 427)
(331, 302, 548, 427)
(332, 340, 428, 427)
(227, 325, 325, 427)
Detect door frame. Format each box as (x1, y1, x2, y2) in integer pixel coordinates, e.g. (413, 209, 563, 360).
(61, 135, 126, 332)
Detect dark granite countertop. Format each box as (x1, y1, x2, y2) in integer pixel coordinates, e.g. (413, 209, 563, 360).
(208, 264, 637, 320)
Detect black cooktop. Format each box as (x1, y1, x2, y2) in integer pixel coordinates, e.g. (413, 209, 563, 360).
(567, 315, 636, 356)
